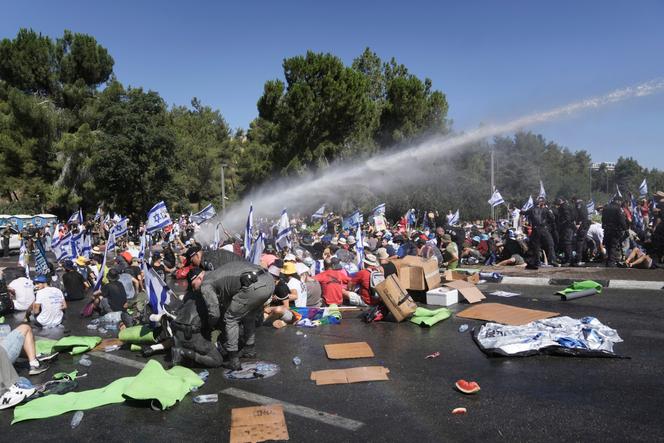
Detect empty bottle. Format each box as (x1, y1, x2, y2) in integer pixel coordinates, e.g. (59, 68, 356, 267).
(97, 327, 107, 334)
(198, 370, 209, 381)
(458, 324, 469, 333)
(292, 356, 302, 366)
(192, 394, 218, 404)
(86, 324, 98, 330)
(71, 411, 84, 428)
(79, 356, 92, 367)
(104, 345, 121, 353)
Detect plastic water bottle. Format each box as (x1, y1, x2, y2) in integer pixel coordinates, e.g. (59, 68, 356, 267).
(458, 324, 469, 333)
(198, 370, 209, 381)
(192, 394, 218, 404)
(79, 356, 92, 367)
(86, 324, 98, 330)
(71, 411, 84, 428)
(97, 327, 107, 334)
(104, 345, 121, 353)
(292, 356, 302, 366)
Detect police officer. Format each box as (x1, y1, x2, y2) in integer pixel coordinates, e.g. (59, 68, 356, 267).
(555, 198, 576, 265)
(601, 196, 627, 267)
(572, 197, 591, 266)
(524, 197, 558, 269)
(200, 261, 276, 370)
(170, 268, 224, 367)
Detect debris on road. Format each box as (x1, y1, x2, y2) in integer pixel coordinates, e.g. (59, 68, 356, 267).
(452, 407, 467, 415)
(310, 366, 390, 385)
(425, 351, 440, 359)
(455, 380, 481, 394)
(230, 404, 289, 443)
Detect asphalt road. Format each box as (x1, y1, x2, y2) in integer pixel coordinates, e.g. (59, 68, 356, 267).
(1, 272, 663, 442)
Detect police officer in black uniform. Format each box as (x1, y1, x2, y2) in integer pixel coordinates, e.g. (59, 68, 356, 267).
(572, 197, 591, 266)
(524, 197, 558, 269)
(555, 198, 576, 265)
(601, 196, 627, 267)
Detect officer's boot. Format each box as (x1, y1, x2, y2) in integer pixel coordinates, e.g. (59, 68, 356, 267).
(239, 345, 256, 359)
(222, 351, 242, 371)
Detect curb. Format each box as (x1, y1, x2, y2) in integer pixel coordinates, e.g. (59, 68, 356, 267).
(498, 275, 664, 291)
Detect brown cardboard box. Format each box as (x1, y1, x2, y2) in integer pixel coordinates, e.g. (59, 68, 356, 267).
(444, 280, 486, 304)
(375, 274, 417, 322)
(443, 270, 480, 284)
(397, 265, 425, 290)
(396, 256, 441, 290)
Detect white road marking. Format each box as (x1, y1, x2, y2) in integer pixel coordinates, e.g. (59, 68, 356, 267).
(89, 351, 147, 369)
(501, 276, 551, 286)
(220, 387, 364, 431)
(608, 280, 664, 290)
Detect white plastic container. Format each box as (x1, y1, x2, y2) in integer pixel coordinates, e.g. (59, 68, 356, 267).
(426, 287, 458, 306)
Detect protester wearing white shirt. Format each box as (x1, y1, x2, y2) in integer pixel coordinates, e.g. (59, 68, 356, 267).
(8, 277, 34, 311)
(31, 275, 67, 328)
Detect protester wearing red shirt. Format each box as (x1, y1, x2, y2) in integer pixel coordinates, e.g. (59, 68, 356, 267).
(314, 258, 350, 305)
(350, 254, 382, 306)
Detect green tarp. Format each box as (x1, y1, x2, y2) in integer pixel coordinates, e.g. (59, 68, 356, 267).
(118, 325, 156, 343)
(35, 336, 102, 356)
(12, 360, 203, 424)
(556, 280, 603, 295)
(410, 307, 452, 327)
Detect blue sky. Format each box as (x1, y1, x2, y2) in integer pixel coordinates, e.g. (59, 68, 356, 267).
(3, 0, 663, 167)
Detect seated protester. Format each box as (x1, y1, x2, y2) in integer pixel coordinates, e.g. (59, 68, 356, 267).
(300, 264, 322, 307)
(62, 259, 88, 301)
(260, 244, 279, 269)
(375, 248, 397, 278)
(28, 275, 67, 328)
(495, 233, 527, 267)
(0, 324, 50, 391)
(625, 246, 655, 269)
(161, 242, 178, 269)
(441, 234, 459, 269)
(313, 258, 350, 306)
(118, 268, 139, 300)
(127, 257, 144, 292)
(93, 268, 133, 328)
(416, 237, 439, 262)
(282, 262, 308, 308)
(349, 254, 384, 306)
(74, 256, 90, 281)
(263, 264, 299, 328)
(7, 276, 34, 311)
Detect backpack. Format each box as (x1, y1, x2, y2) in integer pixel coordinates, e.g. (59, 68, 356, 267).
(0, 279, 14, 316)
(368, 269, 385, 301)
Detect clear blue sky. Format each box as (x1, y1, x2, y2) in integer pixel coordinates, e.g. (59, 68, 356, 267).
(3, 0, 663, 168)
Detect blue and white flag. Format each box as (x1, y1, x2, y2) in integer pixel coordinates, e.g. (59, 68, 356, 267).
(276, 209, 291, 251)
(18, 240, 29, 278)
(372, 203, 386, 217)
(538, 180, 546, 200)
(53, 232, 71, 261)
(615, 184, 622, 198)
(107, 230, 118, 251)
(190, 204, 216, 224)
(448, 209, 460, 226)
(586, 199, 595, 214)
(92, 237, 111, 293)
(639, 178, 648, 197)
(522, 195, 534, 212)
(213, 223, 221, 249)
(81, 231, 92, 258)
(143, 262, 171, 315)
(405, 209, 417, 228)
(146, 201, 172, 233)
(342, 210, 363, 231)
(112, 213, 122, 223)
(631, 198, 644, 230)
(94, 207, 103, 221)
(488, 189, 505, 207)
(70, 230, 84, 259)
(244, 204, 254, 259)
(311, 205, 325, 220)
(317, 218, 328, 235)
(34, 239, 50, 276)
(110, 217, 128, 238)
(138, 230, 147, 261)
(249, 232, 264, 266)
(68, 208, 83, 225)
(355, 224, 365, 270)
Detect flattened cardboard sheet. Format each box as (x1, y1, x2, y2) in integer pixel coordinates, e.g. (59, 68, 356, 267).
(456, 302, 559, 325)
(230, 404, 289, 443)
(310, 366, 390, 385)
(443, 280, 486, 304)
(324, 342, 374, 359)
(93, 338, 124, 351)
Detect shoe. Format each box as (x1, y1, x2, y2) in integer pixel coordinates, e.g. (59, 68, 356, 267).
(36, 352, 59, 363)
(525, 264, 539, 270)
(239, 345, 256, 359)
(29, 363, 49, 376)
(141, 346, 157, 358)
(455, 379, 481, 394)
(0, 384, 36, 409)
(171, 347, 184, 366)
(222, 351, 242, 371)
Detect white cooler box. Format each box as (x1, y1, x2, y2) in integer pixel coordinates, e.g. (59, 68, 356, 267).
(426, 287, 458, 306)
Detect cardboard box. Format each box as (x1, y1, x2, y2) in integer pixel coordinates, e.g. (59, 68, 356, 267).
(395, 256, 441, 291)
(443, 270, 480, 284)
(426, 287, 459, 306)
(444, 280, 486, 304)
(375, 274, 417, 322)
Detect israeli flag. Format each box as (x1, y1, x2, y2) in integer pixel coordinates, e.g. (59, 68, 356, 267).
(143, 262, 171, 315)
(94, 207, 103, 221)
(138, 231, 147, 261)
(249, 232, 264, 266)
(107, 230, 118, 251)
(18, 240, 29, 278)
(111, 217, 128, 238)
(146, 201, 172, 233)
(190, 204, 216, 224)
(631, 198, 644, 230)
(639, 178, 648, 197)
(68, 208, 83, 225)
(586, 199, 595, 214)
(276, 209, 291, 251)
(70, 230, 84, 259)
(112, 213, 122, 223)
(448, 209, 460, 226)
(355, 223, 365, 270)
(615, 184, 622, 198)
(522, 195, 534, 212)
(406, 209, 417, 228)
(244, 203, 253, 259)
(81, 231, 92, 258)
(311, 205, 325, 220)
(342, 210, 363, 231)
(93, 235, 111, 292)
(317, 218, 328, 235)
(538, 180, 546, 200)
(488, 189, 505, 207)
(372, 203, 386, 217)
(213, 223, 221, 249)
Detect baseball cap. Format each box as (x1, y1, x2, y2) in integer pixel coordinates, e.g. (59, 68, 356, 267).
(33, 275, 48, 283)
